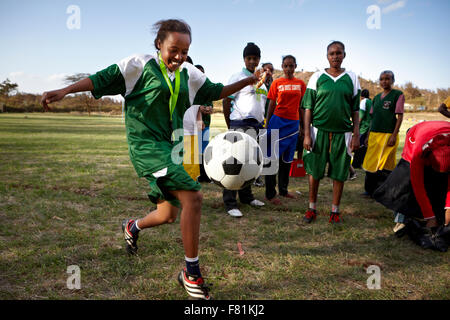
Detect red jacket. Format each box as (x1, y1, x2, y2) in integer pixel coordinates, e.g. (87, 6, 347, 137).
(402, 121, 450, 219)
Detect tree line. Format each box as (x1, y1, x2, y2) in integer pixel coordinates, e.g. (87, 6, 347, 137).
(0, 75, 122, 115)
(1, 72, 449, 114)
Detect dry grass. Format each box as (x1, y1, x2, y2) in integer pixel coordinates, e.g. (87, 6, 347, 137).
(0, 112, 448, 300)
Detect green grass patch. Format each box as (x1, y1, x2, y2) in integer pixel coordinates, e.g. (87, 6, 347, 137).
(0, 113, 448, 300)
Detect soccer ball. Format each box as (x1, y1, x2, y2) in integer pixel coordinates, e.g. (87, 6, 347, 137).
(204, 131, 263, 190)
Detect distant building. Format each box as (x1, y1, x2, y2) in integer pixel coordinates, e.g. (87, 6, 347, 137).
(404, 103, 414, 111)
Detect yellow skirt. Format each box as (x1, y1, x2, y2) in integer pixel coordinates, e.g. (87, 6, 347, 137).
(362, 132, 399, 173)
(182, 135, 200, 181)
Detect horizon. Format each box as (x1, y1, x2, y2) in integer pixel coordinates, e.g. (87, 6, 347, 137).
(1, 0, 449, 97)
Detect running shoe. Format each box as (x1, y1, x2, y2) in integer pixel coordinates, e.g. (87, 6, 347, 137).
(329, 212, 341, 224)
(122, 219, 139, 255)
(249, 199, 265, 207)
(303, 209, 317, 223)
(281, 193, 297, 199)
(265, 197, 282, 205)
(178, 268, 212, 300)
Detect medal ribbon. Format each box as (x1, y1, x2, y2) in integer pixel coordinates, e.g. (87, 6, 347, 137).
(158, 52, 180, 122)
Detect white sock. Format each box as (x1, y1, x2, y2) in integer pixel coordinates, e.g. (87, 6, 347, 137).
(331, 204, 339, 213)
(134, 219, 141, 231)
(185, 256, 199, 263)
(309, 202, 317, 210)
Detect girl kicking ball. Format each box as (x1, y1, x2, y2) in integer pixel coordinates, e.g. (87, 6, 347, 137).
(41, 19, 262, 300)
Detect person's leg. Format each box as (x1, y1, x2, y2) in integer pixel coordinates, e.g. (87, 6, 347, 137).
(332, 180, 344, 207)
(364, 171, 376, 195)
(170, 190, 203, 261)
(171, 189, 212, 300)
(303, 175, 320, 223)
(223, 188, 238, 211)
(278, 159, 292, 197)
(309, 175, 320, 207)
(238, 184, 255, 204)
(327, 132, 351, 223)
(265, 173, 277, 200)
(302, 129, 328, 223)
(135, 200, 180, 229)
(352, 132, 367, 169)
(330, 180, 344, 222)
(123, 200, 180, 255)
(349, 164, 357, 180)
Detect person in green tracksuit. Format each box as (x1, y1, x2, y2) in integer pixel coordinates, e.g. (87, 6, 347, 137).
(41, 19, 262, 300)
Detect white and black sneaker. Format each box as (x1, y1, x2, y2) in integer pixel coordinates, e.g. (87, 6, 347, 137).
(178, 268, 211, 300)
(122, 219, 139, 255)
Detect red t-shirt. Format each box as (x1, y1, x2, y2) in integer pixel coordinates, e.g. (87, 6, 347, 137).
(402, 121, 450, 219)
(267, 77, 306, 121)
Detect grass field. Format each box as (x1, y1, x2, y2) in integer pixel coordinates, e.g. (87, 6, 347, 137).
(0, 112, 448, 300)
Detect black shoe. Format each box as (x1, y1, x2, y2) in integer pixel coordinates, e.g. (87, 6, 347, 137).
(432, 226, 449, 252)
(418, 230, 434, 250)
(122, 219, 139, 255)
(197, 175, 211, 183)
(393, 223, 407, 238)
(178, 268, 212, 300)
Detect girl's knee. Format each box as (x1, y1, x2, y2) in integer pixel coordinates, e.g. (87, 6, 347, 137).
(185, 191, 203, 211)
(193, 191, 203, 204)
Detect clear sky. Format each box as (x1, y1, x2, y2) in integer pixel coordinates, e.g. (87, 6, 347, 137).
(1, 0, 449, 95)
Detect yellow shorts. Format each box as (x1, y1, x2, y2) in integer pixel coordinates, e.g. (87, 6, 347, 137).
(362, 132, 399, 172)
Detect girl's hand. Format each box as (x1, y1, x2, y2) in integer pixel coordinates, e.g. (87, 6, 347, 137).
(248, 68, 262, 85)
(41, 88, 68, 111)
(303, 135, 312, 151)
(199, 106, 213, 115)
(387, 134, 397, 147)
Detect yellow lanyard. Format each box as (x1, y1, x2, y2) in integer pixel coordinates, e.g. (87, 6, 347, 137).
(158, 52, 180, 122)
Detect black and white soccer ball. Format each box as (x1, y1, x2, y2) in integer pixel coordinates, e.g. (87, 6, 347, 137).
(204, 131, 263, 190)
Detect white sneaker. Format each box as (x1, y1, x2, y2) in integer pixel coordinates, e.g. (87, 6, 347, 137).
(227, 209, 243, 217)
(250, 199, 265, 207)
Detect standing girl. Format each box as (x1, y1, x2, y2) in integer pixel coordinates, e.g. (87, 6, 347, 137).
(362, 71, 404, 196)
(301, 41, 361, 224)
(41, 19, 261, 300)
(264, 55, 306, 204)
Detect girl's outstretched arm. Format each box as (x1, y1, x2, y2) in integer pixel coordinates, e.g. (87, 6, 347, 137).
(41, 78, 94, 111)
(218, 70, 261, 100)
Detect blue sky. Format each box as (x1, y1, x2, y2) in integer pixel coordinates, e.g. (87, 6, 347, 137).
(1, 0, 449, 95)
